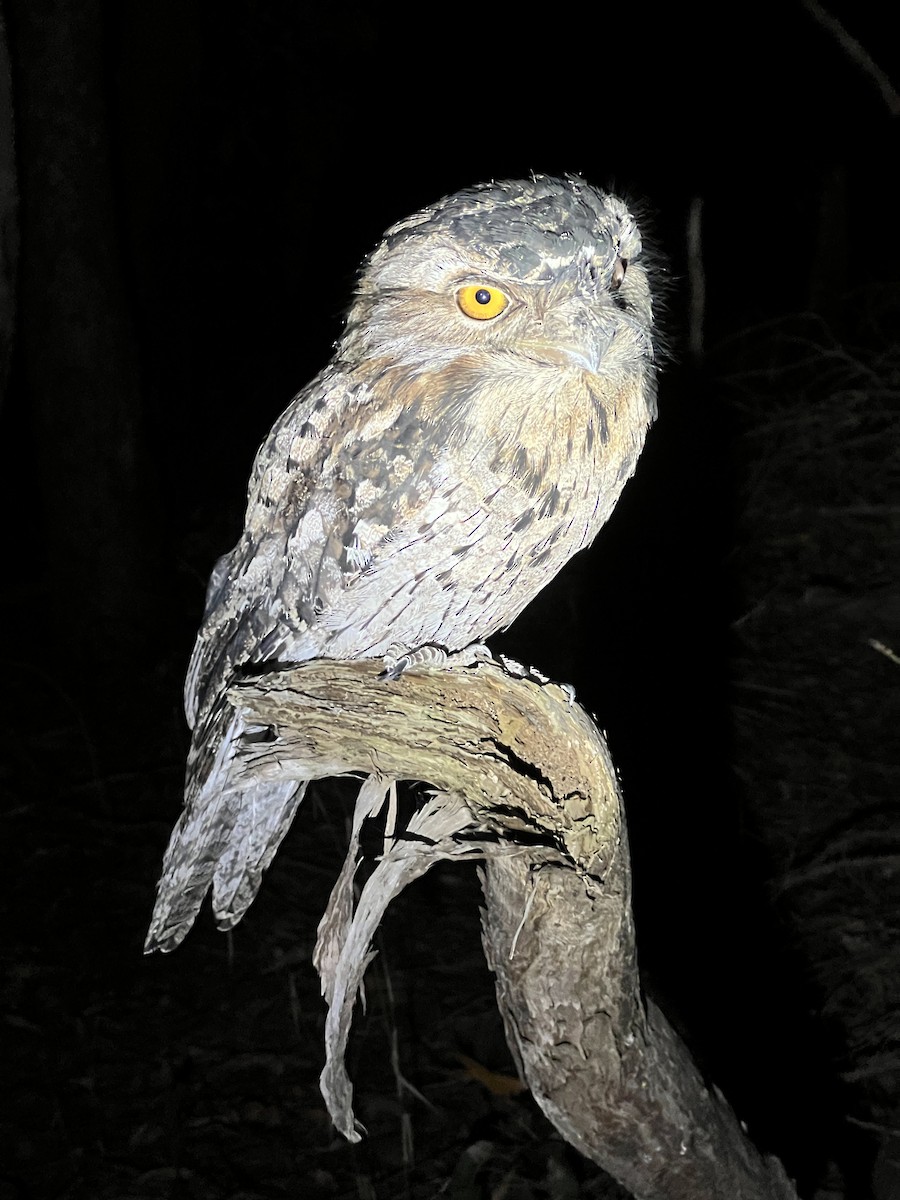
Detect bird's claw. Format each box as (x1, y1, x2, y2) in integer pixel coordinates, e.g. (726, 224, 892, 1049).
(381, 642, 493, 680)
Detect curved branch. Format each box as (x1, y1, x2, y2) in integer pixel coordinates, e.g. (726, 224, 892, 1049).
(229, 658, 798, 1200)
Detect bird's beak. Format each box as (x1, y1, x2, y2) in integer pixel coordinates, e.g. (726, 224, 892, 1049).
(556, 344, 601, 373)
(526, 304, 614, 375)
(534, 332, 610, 375)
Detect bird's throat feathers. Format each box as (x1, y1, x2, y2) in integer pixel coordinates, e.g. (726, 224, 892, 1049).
(349, 352, 651, 503)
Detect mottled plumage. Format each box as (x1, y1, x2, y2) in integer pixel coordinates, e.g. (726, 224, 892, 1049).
(146, 176, 659, 952)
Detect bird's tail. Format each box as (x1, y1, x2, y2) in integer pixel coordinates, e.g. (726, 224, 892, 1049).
(145, 700, 308, 953)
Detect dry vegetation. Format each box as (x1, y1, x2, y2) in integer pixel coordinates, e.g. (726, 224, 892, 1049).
(722, 296, 900, 1190)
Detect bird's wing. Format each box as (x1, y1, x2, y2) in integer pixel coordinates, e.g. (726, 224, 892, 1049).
(150, 367, 371, 952)
(183, 364, 368, 728)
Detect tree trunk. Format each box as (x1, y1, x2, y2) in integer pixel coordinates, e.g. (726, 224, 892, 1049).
(220, 657, 799, 1200)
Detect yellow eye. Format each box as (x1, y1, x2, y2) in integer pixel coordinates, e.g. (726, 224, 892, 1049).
(457, 284, 509, 320)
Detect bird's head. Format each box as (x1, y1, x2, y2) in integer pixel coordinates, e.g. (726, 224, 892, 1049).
(340, 175, 657, 417)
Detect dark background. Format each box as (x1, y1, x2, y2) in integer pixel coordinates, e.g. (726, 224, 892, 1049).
(1, 3, 898, 1198)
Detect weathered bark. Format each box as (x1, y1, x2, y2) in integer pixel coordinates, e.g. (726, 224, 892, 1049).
(224, 656, 799, 1200)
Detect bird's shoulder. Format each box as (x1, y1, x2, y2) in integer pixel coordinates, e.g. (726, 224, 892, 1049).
(183, 359, 452, 722)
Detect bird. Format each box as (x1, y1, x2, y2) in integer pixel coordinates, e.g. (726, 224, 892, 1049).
(145, 175, 659, 954)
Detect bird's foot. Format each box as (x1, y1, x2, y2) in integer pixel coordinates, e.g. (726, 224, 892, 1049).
(381, 641, 493, 681)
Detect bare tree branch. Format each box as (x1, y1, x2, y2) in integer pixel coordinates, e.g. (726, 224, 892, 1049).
(222, 658, 799, 1200)
(801, 0, 900, 117)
